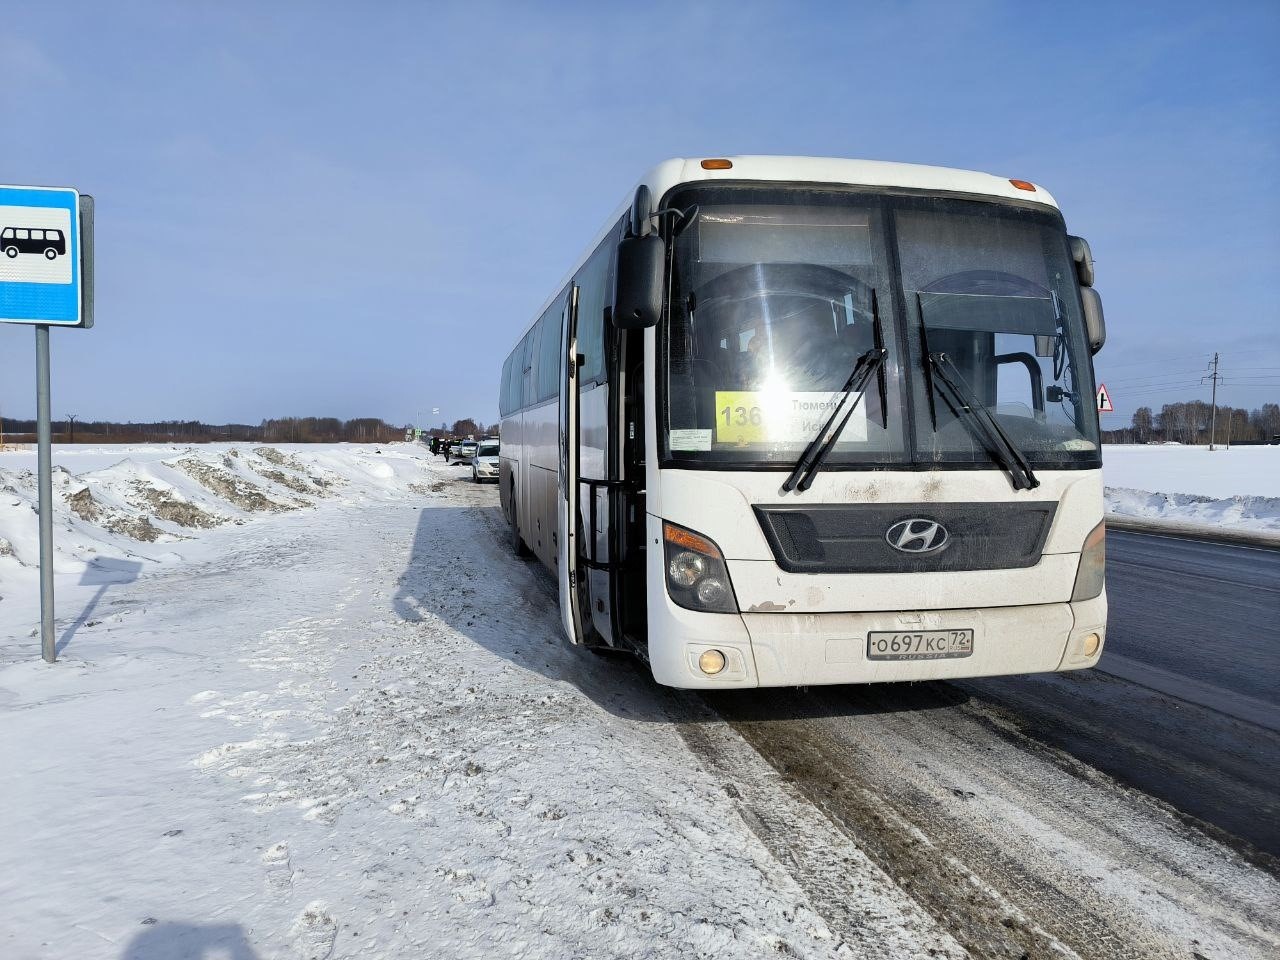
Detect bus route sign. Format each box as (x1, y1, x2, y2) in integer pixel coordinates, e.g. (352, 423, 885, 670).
(0, 184, 93, 327)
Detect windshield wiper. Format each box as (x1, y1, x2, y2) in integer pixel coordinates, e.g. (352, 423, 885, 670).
(783, 346, 886, 492)
(926, 351, 1039, 491)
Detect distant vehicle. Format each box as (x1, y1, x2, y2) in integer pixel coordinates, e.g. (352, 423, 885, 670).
(458, 440, 479, 462)
(2, 226, 65, 259)
(472, 440, 499, 482)
(447, 440, 464, 461)
(1271, 435, 1280, 445)
(501, 156, 1109, 689)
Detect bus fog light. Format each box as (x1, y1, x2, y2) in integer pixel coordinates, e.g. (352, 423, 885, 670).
(698, 649, 726, 675)
(696, 577, 727, 605)
(668, 551, 705, 588)
(1082, 633, 1101, 656)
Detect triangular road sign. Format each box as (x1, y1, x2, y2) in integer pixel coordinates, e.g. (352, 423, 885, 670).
(1096, 383, 1114, 412)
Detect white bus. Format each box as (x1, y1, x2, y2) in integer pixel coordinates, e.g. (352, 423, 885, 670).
(499, 157, 1107, 689)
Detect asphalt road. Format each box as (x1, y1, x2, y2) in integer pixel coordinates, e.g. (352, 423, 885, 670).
(482, 484, 1280, 955)
(1103, 529, 1280, 712)
(955, 529, 1280, 861)
(692, 529, 1280, 956)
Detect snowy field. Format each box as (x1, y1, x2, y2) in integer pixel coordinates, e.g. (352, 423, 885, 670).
(1, 444, 1276, 959)
(1101, 443, 1280, 533)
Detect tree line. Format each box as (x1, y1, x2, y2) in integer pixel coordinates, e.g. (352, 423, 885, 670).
(1103, 400, 1280, 444)
(0, 416, 496, 445)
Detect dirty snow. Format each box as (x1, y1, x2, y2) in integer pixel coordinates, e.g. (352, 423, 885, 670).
(1102, 444, 1280, 533)
(2, 443, 1276, 959)
(0, 445, 956, 959)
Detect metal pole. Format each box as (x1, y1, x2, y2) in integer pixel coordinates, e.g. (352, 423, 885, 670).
(36, 325, 56, 663)
(1208, 352, 1220, 451)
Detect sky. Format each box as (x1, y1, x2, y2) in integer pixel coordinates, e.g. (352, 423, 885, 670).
(1, 0, 1277, 430)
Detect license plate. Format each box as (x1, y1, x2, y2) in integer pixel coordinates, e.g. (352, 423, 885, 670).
(866, 629, 974, 661)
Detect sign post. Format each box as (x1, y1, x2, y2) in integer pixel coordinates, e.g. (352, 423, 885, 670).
(1, 185, 95, 663)
(35, 325, 55, 661)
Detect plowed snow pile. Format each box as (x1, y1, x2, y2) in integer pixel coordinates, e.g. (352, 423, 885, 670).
(0, 443, 432, 619)
(1102, 444, 1280, 532)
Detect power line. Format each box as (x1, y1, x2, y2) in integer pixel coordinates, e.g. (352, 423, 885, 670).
(1094, 353, 1208, 369)
(1103, 371, 1205, 386)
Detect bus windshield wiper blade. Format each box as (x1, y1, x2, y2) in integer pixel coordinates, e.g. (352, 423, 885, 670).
(926, 352, 1039, 491)
(783, 347, 886, 493)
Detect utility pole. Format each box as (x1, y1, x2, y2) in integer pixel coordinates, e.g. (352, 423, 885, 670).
(67, 413, 78, 444)
(1204, 353, 1221, 450)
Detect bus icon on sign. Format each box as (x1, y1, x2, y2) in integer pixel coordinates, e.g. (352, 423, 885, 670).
(2, 226, 66, 260)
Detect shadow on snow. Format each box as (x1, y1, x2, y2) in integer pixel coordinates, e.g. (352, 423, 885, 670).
(390, 474, 971, 726)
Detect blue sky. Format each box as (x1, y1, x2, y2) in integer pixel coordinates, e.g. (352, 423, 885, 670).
(1, 0, 1276, 429)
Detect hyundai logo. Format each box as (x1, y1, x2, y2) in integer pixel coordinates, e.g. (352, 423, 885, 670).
(886, 519, 949, 554)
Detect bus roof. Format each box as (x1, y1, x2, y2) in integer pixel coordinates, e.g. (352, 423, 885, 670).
(637, 156, 1060, 210)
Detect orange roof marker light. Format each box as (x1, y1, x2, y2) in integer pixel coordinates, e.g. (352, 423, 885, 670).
(1009, 179, 1037, 192)
(701, 158, 734, 170)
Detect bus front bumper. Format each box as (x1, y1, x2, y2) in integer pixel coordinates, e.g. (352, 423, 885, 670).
(648, 594, 1107, 689)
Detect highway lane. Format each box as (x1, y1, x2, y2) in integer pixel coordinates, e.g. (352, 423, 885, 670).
(1103, 529, 1280, 710)
(476, 485, 1280, 954)
(695, 530, 1280, 955)
(955, 529, 1280, 860)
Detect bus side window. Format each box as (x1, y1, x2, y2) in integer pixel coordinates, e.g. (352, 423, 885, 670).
(536, 297, 563, 402)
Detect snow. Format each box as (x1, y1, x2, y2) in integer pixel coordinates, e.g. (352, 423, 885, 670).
(2, 442, 1275, 958)
(1101, 444, 1280, 533)
(0, 444, 951, 959)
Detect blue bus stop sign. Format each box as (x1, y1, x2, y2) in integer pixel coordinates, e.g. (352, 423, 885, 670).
(0, 185, 93, 328)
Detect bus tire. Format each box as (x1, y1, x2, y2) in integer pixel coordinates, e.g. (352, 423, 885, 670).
(586, 643, 634, 659)
(44, 248, 57, 260)
(510, 507, 532, 558)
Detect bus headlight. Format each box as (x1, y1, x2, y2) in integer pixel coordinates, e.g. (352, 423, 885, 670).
(663, 521, 738, 614)
(1072, 521, 1106, 602)
(668, 551, 706, 587)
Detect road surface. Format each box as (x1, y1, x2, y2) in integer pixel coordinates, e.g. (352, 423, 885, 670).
(954, 529, 1280, 857)
(473, 481, 1280, 958)
(679, 529, 1280, 958)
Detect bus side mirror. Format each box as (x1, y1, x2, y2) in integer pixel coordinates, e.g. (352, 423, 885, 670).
(613, 234, 664, 329)
(1081, 287, 1106, 354)
(1068, 235, 1095, 287)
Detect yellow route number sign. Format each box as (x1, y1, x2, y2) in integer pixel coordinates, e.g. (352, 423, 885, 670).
(714, 390, 867, 446)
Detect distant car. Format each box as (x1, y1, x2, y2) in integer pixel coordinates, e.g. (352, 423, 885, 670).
(2, 226, 65, 259)
(471, 440, 499, 482)
(457, 440, 479, 463)
(447, 440, 463, 460)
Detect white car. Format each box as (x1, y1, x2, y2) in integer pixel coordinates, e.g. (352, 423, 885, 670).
(471, 440, 500, 482)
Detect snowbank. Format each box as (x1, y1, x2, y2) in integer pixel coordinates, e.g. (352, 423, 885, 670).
(1102, 445, 1280, 534)
(0, 443, 439, 630)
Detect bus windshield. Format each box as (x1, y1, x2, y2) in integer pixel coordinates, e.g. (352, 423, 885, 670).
(662, 186, 1099, 472)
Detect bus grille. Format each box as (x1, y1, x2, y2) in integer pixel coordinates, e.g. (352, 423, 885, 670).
(753, 502, 1057, 574)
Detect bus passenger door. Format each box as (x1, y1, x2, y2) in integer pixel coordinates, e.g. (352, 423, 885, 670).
(557, 284, 589, 645)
